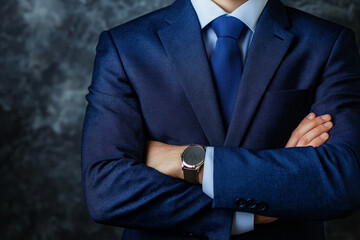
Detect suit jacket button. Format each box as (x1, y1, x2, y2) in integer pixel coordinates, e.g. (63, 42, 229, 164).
(246, 199, 257, 209)
(257, 201, 268, 211)
(235, 198, 247, 208)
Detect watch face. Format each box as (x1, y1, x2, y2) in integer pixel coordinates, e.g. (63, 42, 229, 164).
(183, 145, 205, 166)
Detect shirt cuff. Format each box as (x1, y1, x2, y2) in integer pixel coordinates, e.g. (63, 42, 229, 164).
(202, 146, 214, 198)
(231, 212, 254, 235)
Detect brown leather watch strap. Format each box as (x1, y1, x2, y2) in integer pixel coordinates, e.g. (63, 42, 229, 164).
(184, 168, 198, 184)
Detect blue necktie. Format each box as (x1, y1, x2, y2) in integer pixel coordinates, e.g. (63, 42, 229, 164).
(211, 15, 245, 129)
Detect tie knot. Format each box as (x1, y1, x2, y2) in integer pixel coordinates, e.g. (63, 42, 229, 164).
(211, 15, 245, 40)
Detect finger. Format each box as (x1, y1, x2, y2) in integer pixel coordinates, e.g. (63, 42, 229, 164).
(286, 113, 332, 148)
(294, 113, 331, 135)
(306, 133, 330, 147)
(297, 121, 333, 147)
(286, 112, 317, 148)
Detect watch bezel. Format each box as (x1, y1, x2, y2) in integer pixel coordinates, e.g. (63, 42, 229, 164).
(181, 144, 206, 170)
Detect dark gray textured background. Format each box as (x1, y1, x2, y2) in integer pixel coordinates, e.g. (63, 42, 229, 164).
(0, 0, 359, 239)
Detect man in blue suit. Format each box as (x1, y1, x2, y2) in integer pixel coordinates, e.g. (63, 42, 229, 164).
(81, 0, 360, 239)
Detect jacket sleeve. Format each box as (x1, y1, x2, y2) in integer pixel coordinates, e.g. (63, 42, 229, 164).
(81, 31, 233, 239)
(211, 27, 360, 220)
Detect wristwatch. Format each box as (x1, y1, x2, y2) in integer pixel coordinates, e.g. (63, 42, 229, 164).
(181, 144, 206, 184)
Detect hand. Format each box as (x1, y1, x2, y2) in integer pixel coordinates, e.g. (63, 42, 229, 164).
(255, 112, 333, 225)
(285, 112, 333, 148)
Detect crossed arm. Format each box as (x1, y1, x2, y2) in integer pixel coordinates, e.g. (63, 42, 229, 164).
(145, 112, 334, 225)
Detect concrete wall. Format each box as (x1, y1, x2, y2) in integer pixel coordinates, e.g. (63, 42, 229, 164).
(0, 0, 359, 239)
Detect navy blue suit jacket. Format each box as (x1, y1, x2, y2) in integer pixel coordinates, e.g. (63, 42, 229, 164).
(81, 0, 360, 239)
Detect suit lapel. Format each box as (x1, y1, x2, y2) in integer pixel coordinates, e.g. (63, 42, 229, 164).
(157, 0, 226, 146)
(224, 0, 295, 147)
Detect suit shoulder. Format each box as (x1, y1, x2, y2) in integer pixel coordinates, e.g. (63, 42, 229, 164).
(285, 5, 346, 40)
(105, 3, 172, 40)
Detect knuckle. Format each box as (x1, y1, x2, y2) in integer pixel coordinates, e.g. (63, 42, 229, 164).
(293, 128, 304, 135)
(315, 117, 324, 125)
(299, 137, 308, 145)
(315, 125, 326, 134)
(291, 130, 301, 139)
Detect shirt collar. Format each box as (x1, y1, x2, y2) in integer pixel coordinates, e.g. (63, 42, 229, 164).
(190, 0, 268, 32)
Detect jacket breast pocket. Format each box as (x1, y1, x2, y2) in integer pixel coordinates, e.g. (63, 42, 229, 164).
(243, 88, 315, 150)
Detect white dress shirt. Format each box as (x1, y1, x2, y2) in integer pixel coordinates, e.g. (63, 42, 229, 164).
(190, 0, 268, 235)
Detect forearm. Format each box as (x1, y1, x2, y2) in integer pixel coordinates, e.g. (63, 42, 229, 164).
(212, 142, 360, 220)
(145, 140, 360, 221)
(82, 149, 232, 238)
